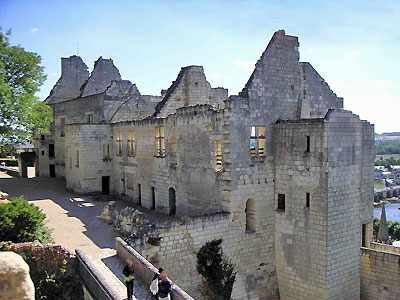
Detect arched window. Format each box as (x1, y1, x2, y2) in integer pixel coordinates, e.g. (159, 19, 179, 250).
(169, 187, 176, 216)
(245, 198, 256, 232)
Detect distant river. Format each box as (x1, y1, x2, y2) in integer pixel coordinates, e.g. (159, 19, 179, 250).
(374, 203, 400, 222)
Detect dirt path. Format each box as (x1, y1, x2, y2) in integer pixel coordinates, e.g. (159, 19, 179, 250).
(0, 171, 153, 299)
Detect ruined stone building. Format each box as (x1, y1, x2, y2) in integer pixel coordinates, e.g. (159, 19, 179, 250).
(34, 30, 385, 300)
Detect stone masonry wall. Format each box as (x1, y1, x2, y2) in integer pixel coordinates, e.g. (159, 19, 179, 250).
(273, 120, 329, 300)
(65, 124, 112, 194)
(46, 56, 89, 105)
(111, 105, 225, 216)
(360, 247, 400, 300)
(300, 62, 343, 118)
(155, 66, 228, 118)
(325, 110, 364, 300)
(129, 212, 279, 300)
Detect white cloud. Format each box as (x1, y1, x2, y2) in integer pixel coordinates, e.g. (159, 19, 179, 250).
(50, 72, 60, 77)
(233, 60, 254, 72)
(30, 28, 39, 33)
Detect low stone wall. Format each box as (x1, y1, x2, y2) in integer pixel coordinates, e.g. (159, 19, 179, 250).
(115, 237, 194, 300)
(369, 241, 400, 254)
(76, 249, 126, 300)
(360, 247, 400, 300)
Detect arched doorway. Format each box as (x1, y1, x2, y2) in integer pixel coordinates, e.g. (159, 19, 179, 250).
(246, 198, 256, 232)
(169, 187, 176, 216)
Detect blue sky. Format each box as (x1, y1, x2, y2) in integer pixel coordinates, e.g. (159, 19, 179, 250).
(1, 0, 399, 133)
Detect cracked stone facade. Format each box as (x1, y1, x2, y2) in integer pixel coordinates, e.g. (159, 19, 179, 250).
(34, 30, 377, 300)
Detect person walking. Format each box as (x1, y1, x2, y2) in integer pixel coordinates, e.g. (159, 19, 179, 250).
(123, 259, 135, 300)
(150, 267, 163, 299)
(157, 269, 172, 300)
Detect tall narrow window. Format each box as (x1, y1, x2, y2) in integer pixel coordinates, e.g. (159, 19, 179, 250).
(215, 139, 222, 171)
(306, 135, 310, 152)
(128, 130, 135, 156)
(250, 126, 266, 157)
(116, 132, 123, 156)
(155, 126, 165, 157)
(60, 117, 65, 137)
(306, 192, 310, 208)
(362, 224, 366, 247)
(277, 194, 285, 211)
(103, 144, 110, 159)
(49, 144, 55, 158)
(69, 157, 72, 170)
(246, 198, 256, 232)
(151, 186, 156, 210)
(76, 150, 80, 168)
(137, 184, 142, 205)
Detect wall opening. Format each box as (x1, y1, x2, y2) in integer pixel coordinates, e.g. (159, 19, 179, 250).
(362, 224, 366, 247)
(250, 126, 266, 157)
(138, 184, 142, 205)
(306, 135, 310, 152)
(306, 192, 310, 208)
(116, 132, 123, 156)
(76, 150, 80, 168)
(277, 194, 285, 211)
(151, 186, 156, 210)
(169, 187, 176, 216)
(155, 126, 166, 157)
(49, 164, 55, 178)
(215, 139, 222, 171)
(128, 130, 135, 156)
(49, 144, 55, 158)
(102, 176, 110, 195)
(246, 198, 256, 233)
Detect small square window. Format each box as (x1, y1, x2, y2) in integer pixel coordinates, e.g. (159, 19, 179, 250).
(277, 194, 285, 211)
(41, 151, 45, 156)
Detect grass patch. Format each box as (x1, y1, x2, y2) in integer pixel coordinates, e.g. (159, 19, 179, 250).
(374, 179, 386, 189)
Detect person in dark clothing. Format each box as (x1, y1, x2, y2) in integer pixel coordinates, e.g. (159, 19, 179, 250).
(157, 269, 172, 300)
(123, 259, 135, 300)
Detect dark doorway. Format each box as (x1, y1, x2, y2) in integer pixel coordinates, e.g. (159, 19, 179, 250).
(169, 187, 176, 216)
(151, 187, 155, 210)
(102, 176, 110, 195)
(49, 164, 55, 178)
(49, 144, 55, 158)
(138, 184, 142, 205)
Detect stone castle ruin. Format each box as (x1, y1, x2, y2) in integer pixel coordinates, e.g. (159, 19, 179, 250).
(35, 30, 399, 300)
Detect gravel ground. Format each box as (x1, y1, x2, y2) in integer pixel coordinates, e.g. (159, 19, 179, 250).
(0, 171, 153, 299)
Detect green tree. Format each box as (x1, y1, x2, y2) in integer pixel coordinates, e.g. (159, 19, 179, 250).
(197, 239, 236, 300)
(0, 28, 52, 149)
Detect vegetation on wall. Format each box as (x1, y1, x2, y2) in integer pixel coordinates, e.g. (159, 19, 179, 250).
(197, 239, 236, 300)
(0, 196, 53, 243)
(0, 242, 83, 300)
(373, 216, 400, 241)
